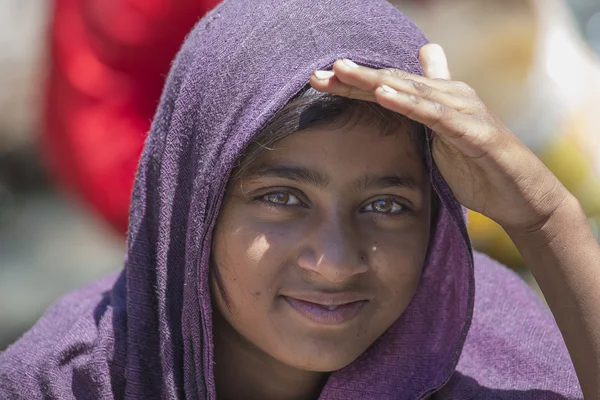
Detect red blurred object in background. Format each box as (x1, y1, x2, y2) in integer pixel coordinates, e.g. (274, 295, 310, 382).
(43, 0, 220, 234)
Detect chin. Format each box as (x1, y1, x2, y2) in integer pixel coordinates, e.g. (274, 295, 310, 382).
(274, 337, 372, 373)
(288, 355, 358, 373)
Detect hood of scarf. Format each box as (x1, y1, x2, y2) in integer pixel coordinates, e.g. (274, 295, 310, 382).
(0, 0, 585, 398)
(123, 0, 473, 398)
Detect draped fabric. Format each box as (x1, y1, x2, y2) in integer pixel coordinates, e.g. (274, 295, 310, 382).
(2, 0, 581, 398)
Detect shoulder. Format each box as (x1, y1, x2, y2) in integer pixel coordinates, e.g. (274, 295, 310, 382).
(439, 252, 582, 399)
(0, 272, 121, 400)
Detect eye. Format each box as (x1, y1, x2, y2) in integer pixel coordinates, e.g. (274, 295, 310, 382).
(262, 191, 303, 207)
(362, 198, 405, 214)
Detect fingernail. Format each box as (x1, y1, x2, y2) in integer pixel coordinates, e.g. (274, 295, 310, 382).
(380, 84, 397, 94)
(314, 70, 335, 80)
(342, 59, 359, 68)
(430, 44, 448, 61)
(422, 43, 451, 79)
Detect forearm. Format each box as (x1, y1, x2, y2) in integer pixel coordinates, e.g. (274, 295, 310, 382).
(506, 195, 600, 399)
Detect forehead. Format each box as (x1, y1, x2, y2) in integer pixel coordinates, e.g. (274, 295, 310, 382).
(250, 122, 426, 181)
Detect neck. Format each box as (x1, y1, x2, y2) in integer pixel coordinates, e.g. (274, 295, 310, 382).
(212, 310, 328, 400)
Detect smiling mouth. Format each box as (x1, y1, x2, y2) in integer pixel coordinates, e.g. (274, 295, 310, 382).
(282, 296, 369, 326)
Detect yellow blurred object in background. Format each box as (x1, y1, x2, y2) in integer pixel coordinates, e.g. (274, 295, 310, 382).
(467, 211, 522, 267)
(468, 113, 600, 268)
(397, 0, 600, 268)
(541, 117, 600, 218)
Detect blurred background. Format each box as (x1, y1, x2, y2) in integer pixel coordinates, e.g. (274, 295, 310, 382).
(1, 0, 599, 349)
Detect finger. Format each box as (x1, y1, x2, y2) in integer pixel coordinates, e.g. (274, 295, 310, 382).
(311, 69, 473, 112)
(377, 77, 473, 112)
(375, 84, 454, 134)
(309, 72, 374, 102)
(419, 44, 451, 80)
(374, 85, 492, 151)
(331, 58, 452, 93)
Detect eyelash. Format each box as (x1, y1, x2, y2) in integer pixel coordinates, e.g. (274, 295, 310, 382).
(361, 198, 406, 215)
(255, 190, 409, 215)
(258, 191, 306, 208)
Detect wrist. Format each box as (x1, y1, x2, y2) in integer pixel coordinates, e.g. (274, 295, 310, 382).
(505, 193, 588, 250)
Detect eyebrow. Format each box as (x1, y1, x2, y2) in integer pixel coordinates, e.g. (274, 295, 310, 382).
(244, 164, 421, 192)
(244, 165, 330, 190)
(352, 173, 421, 192)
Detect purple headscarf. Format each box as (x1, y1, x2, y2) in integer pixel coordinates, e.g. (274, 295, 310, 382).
(0, 0, 582, 398)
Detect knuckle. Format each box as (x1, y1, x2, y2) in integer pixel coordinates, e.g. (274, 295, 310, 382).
(343, 85, 359, 98)
(430, 102, 448, 125)
(407, 94, 421, 104)
(410, 80, 430, 94)
(469, 119, 496, 143)
(454, 81, 476, 95)
(433, 101, 447, 116)
(344, 86, 373, 101)
(380, 68, 394, 77)
(380, 68, 408, 80)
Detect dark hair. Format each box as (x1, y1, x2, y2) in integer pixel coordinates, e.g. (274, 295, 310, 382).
(231, 86, 425, 182)
(212, 86, 426, 312)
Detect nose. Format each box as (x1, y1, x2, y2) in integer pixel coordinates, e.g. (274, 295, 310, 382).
(296, 215, 369, 283)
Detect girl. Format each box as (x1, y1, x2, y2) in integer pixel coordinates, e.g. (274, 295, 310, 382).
(1, 0, 597, 398)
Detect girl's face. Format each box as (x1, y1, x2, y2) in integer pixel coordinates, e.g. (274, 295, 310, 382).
(211, 122, 432, 372)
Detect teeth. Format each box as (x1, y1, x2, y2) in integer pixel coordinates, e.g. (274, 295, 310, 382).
(324, 305, 338, 311)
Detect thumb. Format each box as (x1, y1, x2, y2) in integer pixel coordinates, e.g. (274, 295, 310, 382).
(419, 43, 451, 80)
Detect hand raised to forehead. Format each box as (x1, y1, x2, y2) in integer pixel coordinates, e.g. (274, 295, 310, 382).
(310, 44, 569, 234)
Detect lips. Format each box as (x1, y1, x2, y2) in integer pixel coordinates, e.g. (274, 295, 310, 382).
(281, 292, 371, 326)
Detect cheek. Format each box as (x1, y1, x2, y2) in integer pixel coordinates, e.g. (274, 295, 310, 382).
(213, 229, 267, 301)
(369, 224, 430, 306)
(211, 220, 302, 314)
